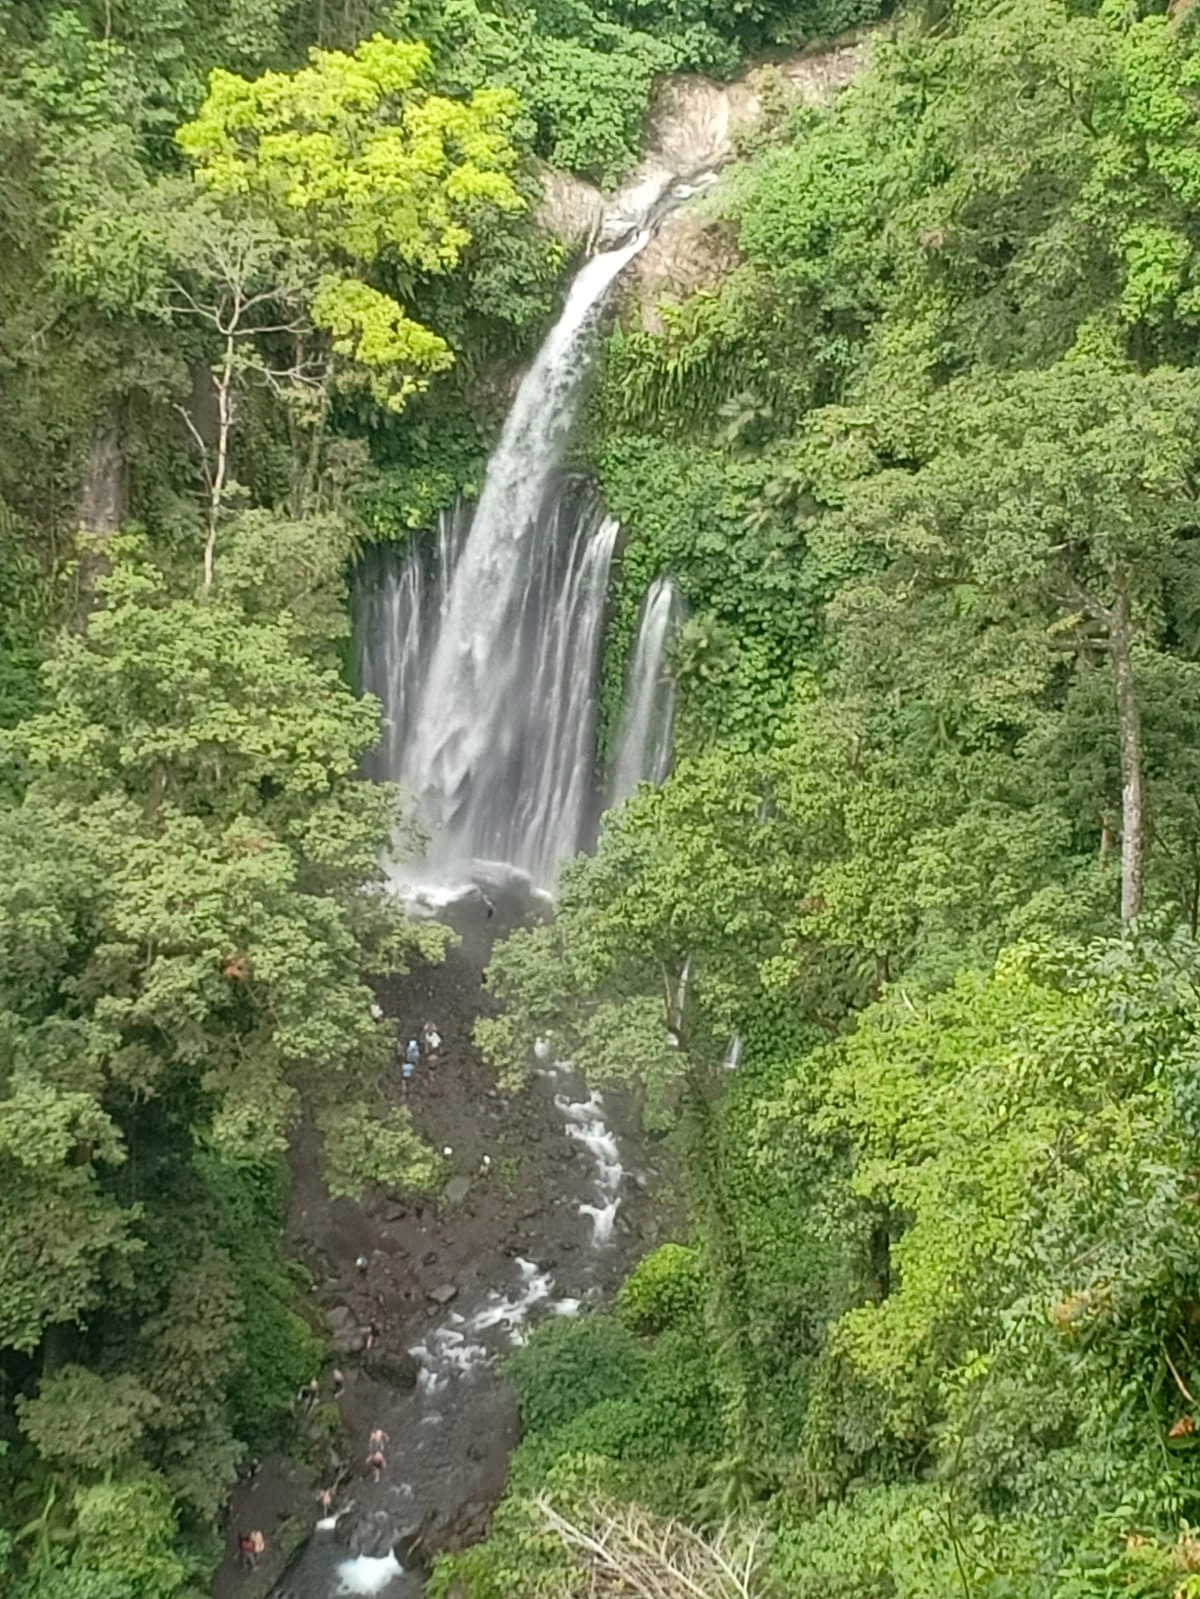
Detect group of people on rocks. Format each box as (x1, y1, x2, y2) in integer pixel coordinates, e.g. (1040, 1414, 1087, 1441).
(236, 1529, 266, 1569)
(239, 1395, 398, 1571)
(369, 1001, 442, 1086)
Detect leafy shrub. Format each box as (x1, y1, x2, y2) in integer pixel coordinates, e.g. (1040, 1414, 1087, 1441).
(318, 1101, 446, 1201)
(616, 1243, 706, 1334)
(506, 1314, 647, 1434)
(201, 1154, 324, 1455)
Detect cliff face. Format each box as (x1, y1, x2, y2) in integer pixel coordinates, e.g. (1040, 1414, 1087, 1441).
(538, 39, 868, 329)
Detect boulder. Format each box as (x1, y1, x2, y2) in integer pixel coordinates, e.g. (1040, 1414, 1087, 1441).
(331, 1325, 366, 1355)
(363, 1347, 419, 1391)
(444, 1176, 471, 1207)
(427, 1282, 459, 1306)
(325, 1305, 366, 1354)
(335, 1506, 396, 1559)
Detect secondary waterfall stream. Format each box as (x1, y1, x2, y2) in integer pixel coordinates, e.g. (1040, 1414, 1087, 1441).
(608, 576, 683, 809)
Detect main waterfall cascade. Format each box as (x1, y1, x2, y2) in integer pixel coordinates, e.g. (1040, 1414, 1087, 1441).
(359, 183, 706, 893)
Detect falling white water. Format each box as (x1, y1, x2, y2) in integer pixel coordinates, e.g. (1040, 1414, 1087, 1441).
(336, 1551, 406, 1595)
(361, 233, 649, 888)
(358, 505, 468, 788)
(609, 576, 683, 807)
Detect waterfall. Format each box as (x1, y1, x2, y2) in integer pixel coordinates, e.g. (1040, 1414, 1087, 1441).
(361, 231, 650, 888)
(358, 504, 468, 788)
(609, 576, 683, 807)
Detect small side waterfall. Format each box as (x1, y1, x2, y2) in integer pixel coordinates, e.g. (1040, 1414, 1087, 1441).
(609, 576, 683, 807)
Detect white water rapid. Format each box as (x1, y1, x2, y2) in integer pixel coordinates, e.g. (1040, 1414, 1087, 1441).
(609, 576, 683, 808)
(556, 1087, 624, 1246)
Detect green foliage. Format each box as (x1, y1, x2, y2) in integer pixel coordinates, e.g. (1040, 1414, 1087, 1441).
(507, 1315, 648, 1435)
(16, 1369, 161, 1473)
(197, 1152, 324, 1455)
(470, 11, 1200, 1592)
(413, 0, 727, 187)
(0, 518, 438, 1588)
(0, 504, 44, 732)
(616, 1243, 706, 1334)
(318, 1100, 446, 1200)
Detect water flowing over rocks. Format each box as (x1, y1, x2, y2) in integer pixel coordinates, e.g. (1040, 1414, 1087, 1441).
(226, 906, 671, 1599)
(539, 39, 866, 257)
(609, 577, 685, 808)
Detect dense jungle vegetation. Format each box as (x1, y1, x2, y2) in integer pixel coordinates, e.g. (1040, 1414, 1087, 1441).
(5, 0, 1200, 1596)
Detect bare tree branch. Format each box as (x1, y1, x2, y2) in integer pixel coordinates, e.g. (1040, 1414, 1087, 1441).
(537, 1498, 770, 1599)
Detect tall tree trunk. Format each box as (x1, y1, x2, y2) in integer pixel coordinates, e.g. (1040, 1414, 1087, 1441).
(1111, 589, 1144, 924)
(204, 335, 236, 589)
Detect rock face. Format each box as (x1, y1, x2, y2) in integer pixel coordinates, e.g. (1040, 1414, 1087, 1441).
(335, 1506, 398, 1559)
(363, 1346, 419, 1391)
(617, 41, 867, 328)
(621, 211, 742, 334)
(536, 39, 868, 329)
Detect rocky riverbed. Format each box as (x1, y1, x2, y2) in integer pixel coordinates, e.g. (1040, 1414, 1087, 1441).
(212, 887, 670, 1598)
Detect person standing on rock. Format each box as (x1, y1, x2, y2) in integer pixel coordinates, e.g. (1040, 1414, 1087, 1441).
(422, 1022, 442, 1058)
(369, 1426, 389, 1452)
(365, 1446, 386, 1482)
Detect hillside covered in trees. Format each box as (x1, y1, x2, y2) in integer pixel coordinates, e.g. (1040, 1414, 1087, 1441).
(6, 1, 1200, 1597)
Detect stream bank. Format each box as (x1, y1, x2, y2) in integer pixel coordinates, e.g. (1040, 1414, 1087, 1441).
(213, 887, 671, 1598)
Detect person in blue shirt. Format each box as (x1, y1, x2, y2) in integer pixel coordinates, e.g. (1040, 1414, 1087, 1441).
(402, 1037, 420, 1084)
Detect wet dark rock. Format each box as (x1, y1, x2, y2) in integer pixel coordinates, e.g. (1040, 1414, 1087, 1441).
(335, 1505, 397, 1558)
(363, 1347, 419, 1390)
(393, 1520, 427, 1567)
(408, 1499, 494, 1559)
(422, 1250, 439, 1266)
(427, 1282, 459, 1305)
